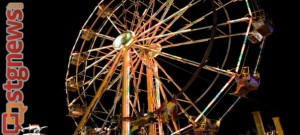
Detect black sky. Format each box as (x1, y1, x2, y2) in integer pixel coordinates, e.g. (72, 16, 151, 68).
(0, 0, 297, 135)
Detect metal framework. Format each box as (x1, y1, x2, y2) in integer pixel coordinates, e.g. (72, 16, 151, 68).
(65, 0, 273, 134)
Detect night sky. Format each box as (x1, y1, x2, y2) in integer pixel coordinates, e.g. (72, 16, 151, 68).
(0, 1, 296, 135)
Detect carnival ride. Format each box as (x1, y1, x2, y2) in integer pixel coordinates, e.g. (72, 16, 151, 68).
(64, 0, 273, 134)
(21, 124, 48, 135)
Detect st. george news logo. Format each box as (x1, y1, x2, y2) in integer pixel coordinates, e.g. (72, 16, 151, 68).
(2, 2, 29, 134)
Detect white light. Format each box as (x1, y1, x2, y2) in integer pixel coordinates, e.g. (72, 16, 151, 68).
(112, 32, 134, 50)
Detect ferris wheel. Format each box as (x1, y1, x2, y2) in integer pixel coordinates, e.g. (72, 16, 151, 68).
(65, 0, 273, 134)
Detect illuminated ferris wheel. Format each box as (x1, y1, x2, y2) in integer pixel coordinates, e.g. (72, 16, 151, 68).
(65, 0, 273, 134)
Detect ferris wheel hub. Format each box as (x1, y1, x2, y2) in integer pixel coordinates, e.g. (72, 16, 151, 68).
(112, 31, 135, 50)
